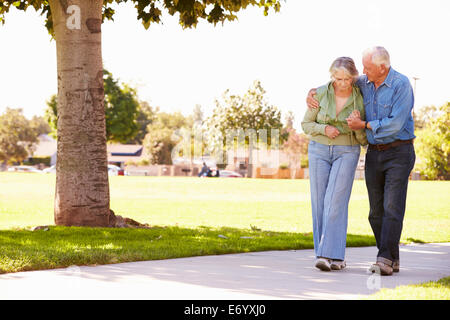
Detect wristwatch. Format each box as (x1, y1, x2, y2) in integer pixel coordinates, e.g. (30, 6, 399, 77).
(364, 121, 368, 129)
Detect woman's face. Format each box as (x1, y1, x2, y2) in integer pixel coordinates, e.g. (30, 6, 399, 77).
(332, 69, 353, 91)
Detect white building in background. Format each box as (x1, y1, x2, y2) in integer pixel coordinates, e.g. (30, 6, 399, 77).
(31, 134, 57, 166)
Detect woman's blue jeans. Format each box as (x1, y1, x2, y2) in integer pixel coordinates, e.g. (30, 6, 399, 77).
(308, 140, 360, 260)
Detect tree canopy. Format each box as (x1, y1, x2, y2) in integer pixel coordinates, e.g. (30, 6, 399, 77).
(103, 70, 140, 143)
(206, 80, 286, 149)
(206, 80, 286, 172)
(0, 0, 281, 35)
(143, 110, 192, 164)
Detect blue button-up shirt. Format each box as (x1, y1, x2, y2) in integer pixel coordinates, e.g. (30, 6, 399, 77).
(356, 68, 416, 144)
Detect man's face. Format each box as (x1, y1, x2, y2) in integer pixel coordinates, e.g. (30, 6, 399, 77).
(362, 55, 385, 83)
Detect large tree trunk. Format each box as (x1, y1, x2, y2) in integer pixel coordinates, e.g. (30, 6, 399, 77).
(50, 0, 115, 227)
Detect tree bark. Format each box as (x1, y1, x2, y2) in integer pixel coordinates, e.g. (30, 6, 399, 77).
(50, 0, 115, 227)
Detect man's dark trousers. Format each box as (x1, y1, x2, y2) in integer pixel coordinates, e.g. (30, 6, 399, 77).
(364, 142, 416, 266)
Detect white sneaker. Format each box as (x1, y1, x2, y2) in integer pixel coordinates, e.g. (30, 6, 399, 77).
(315, 258, 331, 271)
(330, 260, 346, 270)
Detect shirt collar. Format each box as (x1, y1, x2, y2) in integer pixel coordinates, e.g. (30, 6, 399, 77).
(366, 67, 395, 88)
(382, 67, 395, 88)
(320, 81, 358, 119)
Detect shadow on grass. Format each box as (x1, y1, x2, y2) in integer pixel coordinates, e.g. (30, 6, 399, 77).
(406, 237, 426, 244)
(0, 225, 376, 274)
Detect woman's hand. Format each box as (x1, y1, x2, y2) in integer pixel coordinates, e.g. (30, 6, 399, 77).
(325, 125, 340, 139)
(348, 110, 360, 119)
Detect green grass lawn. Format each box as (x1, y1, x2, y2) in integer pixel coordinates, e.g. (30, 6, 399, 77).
(0, 172, 449, 275)
(1, 173, 449, 242)
(366, 276, 450, 300)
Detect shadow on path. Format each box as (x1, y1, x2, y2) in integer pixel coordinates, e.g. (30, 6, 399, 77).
(1, 242, 448, 299)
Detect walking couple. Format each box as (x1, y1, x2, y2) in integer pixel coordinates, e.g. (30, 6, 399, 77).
(302, 47, 416, 276)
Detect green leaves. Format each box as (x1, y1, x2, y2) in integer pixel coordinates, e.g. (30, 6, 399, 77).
(103, 70, 141, 143)
(415, 102, 450, 180)
(143, 111, 192, 164)
(136, 1, 162, 29)
(1, 0, 281, 34)
(206, 80, 286, 153)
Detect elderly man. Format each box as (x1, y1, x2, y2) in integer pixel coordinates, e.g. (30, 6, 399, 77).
(307, 47, 416, 275)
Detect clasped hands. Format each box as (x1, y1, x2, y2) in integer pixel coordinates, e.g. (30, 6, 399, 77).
(346, 110, 365, 130)
(324, 111, 363, 139)
(306, 89, 365, 140)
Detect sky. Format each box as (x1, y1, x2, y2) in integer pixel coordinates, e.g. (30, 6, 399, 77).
(0, 0, 449, 132)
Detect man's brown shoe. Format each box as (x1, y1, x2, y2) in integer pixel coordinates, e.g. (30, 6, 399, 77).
(369, 262, 393, 276)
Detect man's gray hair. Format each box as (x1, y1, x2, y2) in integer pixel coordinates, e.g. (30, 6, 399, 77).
(363, 46, 391, 68)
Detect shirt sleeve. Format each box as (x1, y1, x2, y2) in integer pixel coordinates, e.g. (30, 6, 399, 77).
(368, 80, 414, 141)
(355, 108, 367, 145)
(355, 76, 366, 90)
(354, 90, 368, 145)
(301, 106, 327, 136)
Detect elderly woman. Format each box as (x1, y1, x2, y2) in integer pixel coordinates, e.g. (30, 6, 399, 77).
(302, 57, 367, 271)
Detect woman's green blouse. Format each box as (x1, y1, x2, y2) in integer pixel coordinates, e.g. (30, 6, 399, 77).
(302, 82, 368, 146)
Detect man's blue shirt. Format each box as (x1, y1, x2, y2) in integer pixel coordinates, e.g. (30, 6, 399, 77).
(356, 68, 416, 145)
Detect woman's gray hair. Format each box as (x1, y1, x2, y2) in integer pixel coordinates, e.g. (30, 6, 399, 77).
(363, 46, 391, 68)
(329, 56, 359, 81)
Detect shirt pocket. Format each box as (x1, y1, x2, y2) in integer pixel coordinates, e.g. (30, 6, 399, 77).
(382, 104, 392, 118)
(379, 103, 393, 118)
(377, 90, 394, 118)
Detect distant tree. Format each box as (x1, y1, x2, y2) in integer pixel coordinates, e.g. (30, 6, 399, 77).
(415, 105, 441, 130)
(30, 115, 51, 136)
(282, 112, 309, 173)
(193, 104, 204, 124)
(285, 111, 295, 129)
(189, 104, 208, 159)
(103, 70, 140, 143)
(0, 108, 38, 165)
(126, 101, 157, 145)
(167, 105, 213, 165)
(44, 94, 58, 138)
(415, 102, 450, 180)
(143, 111, 191, 164)
(206, 80, 287, 175)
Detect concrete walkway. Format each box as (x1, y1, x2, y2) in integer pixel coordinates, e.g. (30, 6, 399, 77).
(1, 243, 449, 300)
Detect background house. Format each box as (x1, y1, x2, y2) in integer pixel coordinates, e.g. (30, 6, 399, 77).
(29, 134, 57, 166)
(107, 144, 146, 168)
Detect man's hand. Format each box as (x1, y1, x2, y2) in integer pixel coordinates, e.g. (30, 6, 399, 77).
(306, 88, 319, 109)
(346, 111, 366, 130)
(325, 125, 340, 139)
